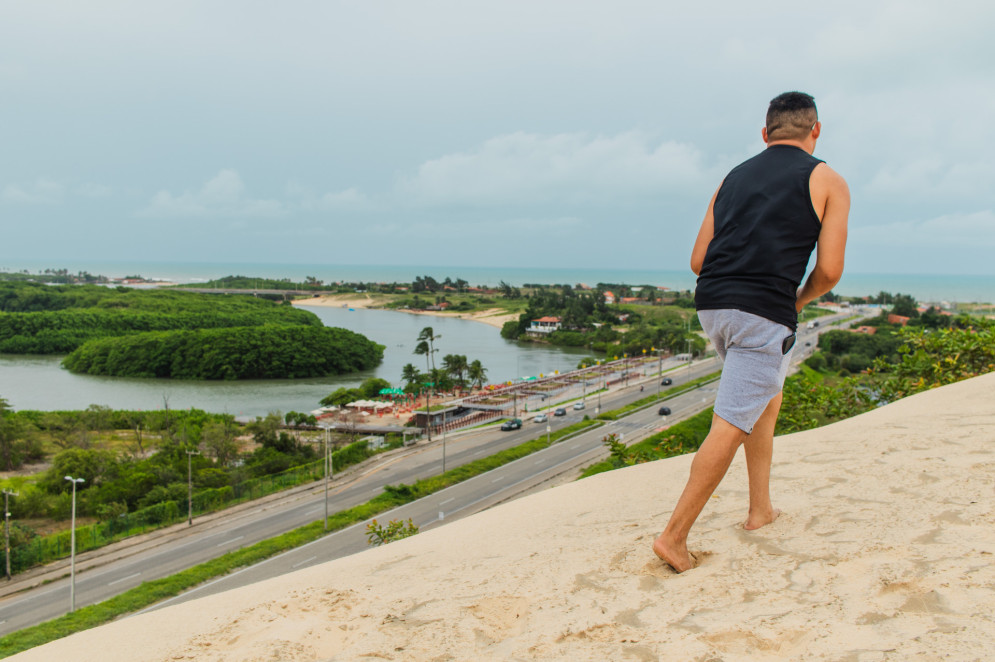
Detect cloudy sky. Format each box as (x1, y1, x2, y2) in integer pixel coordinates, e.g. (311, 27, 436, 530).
(2, 1, 993, 275)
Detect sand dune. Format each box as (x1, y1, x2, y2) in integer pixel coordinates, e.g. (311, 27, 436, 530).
(14, 373, 995, 661)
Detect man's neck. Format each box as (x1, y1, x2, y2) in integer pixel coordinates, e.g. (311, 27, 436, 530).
(765, 139, 815, 154)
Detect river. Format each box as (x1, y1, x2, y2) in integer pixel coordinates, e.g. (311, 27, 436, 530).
(0, 305, 590, 418)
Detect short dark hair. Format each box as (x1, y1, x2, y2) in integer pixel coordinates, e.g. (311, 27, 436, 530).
(766, 91, 818, 141)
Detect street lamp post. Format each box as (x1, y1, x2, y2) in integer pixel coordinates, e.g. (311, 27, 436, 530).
(186, 449, 201, 526)
(3, 488, 18, 580)
(64, 476, 85, 612)
(686, 338, 693, 382)
(323, 425, 331, 530)
(655, 347, 663, 394)
(442, 411, 448, 474)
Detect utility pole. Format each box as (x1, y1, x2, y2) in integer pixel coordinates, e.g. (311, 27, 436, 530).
(686, 338, 693, 383)
(3, 489, 18, 580)
(425, 386, 432, 442)
(186, 449, 201, 526)
(656, 347, 663, 394)
(64, 476, 85, 612)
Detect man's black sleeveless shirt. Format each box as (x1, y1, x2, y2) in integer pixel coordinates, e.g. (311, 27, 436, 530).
(695, 145, 823, 331)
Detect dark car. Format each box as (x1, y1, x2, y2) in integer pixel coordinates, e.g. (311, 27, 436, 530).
(553, 407, 567, 417)
(661, 377, 673, 386)
(501, 418, 523, 431)
(658, 406, 672, 416)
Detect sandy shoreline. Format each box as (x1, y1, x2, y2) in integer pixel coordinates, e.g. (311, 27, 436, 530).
(294, 293, 520, 330)
(15, 372, 995, 661)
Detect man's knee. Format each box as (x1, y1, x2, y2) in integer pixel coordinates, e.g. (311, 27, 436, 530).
(710, 413, 749, 447)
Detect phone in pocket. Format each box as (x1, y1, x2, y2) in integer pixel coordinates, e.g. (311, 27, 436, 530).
(781, 333, 797, 355)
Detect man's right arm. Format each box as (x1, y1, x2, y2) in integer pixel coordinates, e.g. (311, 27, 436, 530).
(796, 165, 850, 311)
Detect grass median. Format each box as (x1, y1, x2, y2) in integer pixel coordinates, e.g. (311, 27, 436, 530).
(0, 418, 602, 658)
(595, 372, 720, 420)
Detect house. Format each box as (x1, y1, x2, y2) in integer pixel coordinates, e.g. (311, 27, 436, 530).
(603, 291, 616, 304)
(888, 314, 910, 326)
(852, 326, 877, 335)
(527, 316, 562, 336)
(426, 302, 451, 311)
(620, 297, 641, 304)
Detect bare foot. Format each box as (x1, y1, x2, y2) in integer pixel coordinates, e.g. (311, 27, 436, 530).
(652, 534, 695, 573)
(743, 508, 781, 531)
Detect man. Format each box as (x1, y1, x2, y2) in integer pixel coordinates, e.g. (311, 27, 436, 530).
(653, 91, 850, 573)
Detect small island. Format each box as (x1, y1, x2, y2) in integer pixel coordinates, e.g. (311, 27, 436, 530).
(0, 280, 384, 380)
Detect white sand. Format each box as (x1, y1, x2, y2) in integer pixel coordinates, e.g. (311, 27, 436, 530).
(15, 373, 995, 661)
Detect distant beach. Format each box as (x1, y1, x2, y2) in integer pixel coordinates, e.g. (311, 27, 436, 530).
(2, 259, 994, 303)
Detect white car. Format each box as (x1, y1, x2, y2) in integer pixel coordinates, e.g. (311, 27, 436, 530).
(572, 401, 586, 410)
(533, 413, 549, 423)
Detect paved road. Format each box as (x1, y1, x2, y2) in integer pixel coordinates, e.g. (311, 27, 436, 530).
(0, 310, 857, 634)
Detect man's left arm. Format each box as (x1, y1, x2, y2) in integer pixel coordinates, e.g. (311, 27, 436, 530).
(796, 165, 850, 311)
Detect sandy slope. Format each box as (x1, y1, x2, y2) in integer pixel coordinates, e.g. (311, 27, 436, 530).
(14, 373, 995, 661)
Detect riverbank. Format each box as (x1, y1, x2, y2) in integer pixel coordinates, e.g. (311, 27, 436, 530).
(295, 293, 520, 330)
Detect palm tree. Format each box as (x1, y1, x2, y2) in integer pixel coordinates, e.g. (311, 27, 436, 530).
(401, 363, 420, 385)
(416, 326, 441, 373)
(468, 360, 487, 390)
(442, 354, 469, 390)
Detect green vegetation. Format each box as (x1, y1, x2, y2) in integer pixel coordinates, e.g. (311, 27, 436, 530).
(62, 325, 384, 379)
(0, 281, 320, 355)
(499, 284, 707, 357)
(0, 403, 409, 573)
(366, 518, 419, 546)
(0, 281, 383, 380)
(0, 268, 109, 285)
(581, 408, 714, 478)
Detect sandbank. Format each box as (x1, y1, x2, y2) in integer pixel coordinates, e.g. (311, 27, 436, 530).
(295, 294, 519, 330)
(14, 372, 995, 661)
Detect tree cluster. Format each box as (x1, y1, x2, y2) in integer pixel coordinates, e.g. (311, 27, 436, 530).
(0, 282, 321, 354)
(62, 325, 384, 380)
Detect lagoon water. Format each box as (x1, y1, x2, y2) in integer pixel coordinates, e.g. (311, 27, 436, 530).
(0, 305, 590, 418)
(1, 259, 992, 417)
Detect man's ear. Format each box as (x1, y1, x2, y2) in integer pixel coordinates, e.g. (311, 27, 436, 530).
(762, 126, 769, 144)
(811, 121, 821, 139)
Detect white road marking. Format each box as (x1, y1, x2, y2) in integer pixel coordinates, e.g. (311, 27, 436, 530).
(292, 556, 317, 569)
(534, 459, 546, 465)
(108, 572, 141, 587)
(217, 535, 244, 547)
(440, 497, 455, 505)
(492, 475, 506, 483)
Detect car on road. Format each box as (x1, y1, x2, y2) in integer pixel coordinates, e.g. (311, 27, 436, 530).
(501, 418, 523, 431)
(661, 377, 673, 386)
(553, 407, 567, 417)
(533, 413, 548, 423)
(572, 401, 586, 410)
(658, 406, 672, 416)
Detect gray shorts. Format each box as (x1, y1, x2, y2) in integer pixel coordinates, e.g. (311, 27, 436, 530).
(698, 309, 794, 434)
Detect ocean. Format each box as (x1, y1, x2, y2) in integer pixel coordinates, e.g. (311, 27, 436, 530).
(1, 259, 993, 303)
